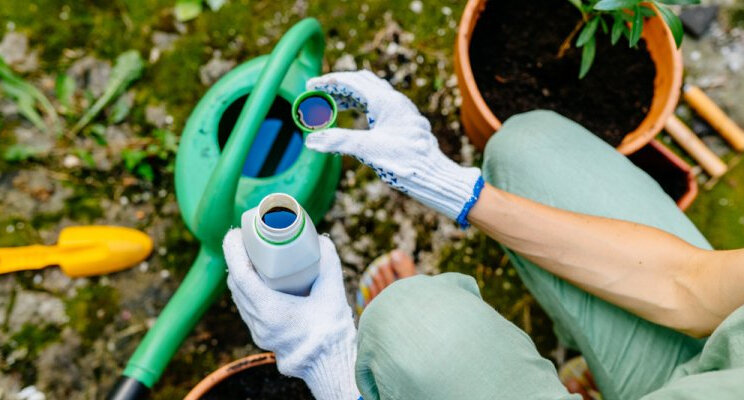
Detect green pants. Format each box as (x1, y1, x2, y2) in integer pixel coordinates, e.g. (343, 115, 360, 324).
(355, 111, 744, 399)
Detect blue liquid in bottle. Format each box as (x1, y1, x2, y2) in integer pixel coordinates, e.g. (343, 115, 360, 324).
(262, 207, 297, 229)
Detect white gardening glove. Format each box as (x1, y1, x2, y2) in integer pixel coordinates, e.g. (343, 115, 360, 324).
(223, 229, 360, 400)
(305, 70, 484, 228)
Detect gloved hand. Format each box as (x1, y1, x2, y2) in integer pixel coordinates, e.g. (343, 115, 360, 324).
(305, 70, 484, 227)
(223, 229, 360, 400)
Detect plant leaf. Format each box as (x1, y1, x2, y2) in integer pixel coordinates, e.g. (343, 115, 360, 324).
(109, 92, 133, 124)
(122, 148, 147, 171)
(136, 163, 155, 181)
(577, 17, 600, 47)
(566, 0, 583, 12)
(611, 15, 624, 44)
(1, 81, 47, 131)
(599, 16, 609, 34)
(639, 5, 657, 17)
(3, 144, 41, 162)
(75, 149, 97, 168)
(71, 50, 144, 135)
(629, 5, 643, 47)
(175, 0, 203, 21)
(594, 0, 640, 11)
(579, 36, 597, 79)
(656, 0, 699, 5)
(55, 73, 76, 112)
(0, 56, 59, 132)
(654, 2, 684, 47)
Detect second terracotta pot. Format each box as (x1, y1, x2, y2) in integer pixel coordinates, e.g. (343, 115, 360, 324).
(455, 0, 683, 155)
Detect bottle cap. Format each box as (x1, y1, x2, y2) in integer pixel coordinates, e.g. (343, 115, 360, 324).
(292, 90, 338, 132)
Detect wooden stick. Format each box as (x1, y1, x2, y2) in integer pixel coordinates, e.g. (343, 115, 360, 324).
(664, 115, 727, 178)
(684, 84, 744, 152)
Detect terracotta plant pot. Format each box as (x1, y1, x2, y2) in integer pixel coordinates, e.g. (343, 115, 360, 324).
(185, 353, 277, 400)
(455, 0, 683, 155)
(185, 352, 311, 399)
(628, 139, 698, 210)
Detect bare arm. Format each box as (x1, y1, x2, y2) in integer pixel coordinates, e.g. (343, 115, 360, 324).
(468, 183, 744, 337)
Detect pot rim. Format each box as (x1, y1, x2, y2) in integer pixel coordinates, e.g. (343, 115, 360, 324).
(184, 352, 276, 400)
(647, 139, 698, 211)
(455, 0, 683, 155)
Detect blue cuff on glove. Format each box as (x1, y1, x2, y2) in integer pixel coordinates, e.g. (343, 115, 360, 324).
(456, 176, 485, 229)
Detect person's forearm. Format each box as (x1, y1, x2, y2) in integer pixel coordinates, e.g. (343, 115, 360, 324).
(468, 183, 739, 337)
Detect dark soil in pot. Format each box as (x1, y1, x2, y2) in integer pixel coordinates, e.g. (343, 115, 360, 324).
(199, 363, 313, 399)
(628, 144, 689, 201)
(470, 0, 656, 146)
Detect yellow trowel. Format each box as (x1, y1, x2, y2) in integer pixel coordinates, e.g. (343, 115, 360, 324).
(0, 226, 152, 277)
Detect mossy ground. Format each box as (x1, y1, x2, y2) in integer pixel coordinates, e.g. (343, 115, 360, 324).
(0, 0, 743, 398)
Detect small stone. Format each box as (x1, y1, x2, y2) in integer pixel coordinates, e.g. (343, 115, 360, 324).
(5, 291, 68, 333)
(63, 155, 81, 168)
(680, 6, 718, 38)
(333, 54, 357, 71)
(0, 32, 38, 72)
(409, 0, 423, 14)
(145, 104, 171, 128)
(17, 386, 46, 400)
(67, 56, 112, 98)
(198, 52, 237, 86)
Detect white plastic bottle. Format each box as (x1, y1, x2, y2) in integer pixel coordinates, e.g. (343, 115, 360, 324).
(240, 193, 320, 295)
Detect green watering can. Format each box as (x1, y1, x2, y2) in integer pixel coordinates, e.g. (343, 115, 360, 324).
(107, 18, 341, 399)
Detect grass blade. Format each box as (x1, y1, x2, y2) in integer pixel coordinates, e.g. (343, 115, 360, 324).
(0, 57, 60, 133)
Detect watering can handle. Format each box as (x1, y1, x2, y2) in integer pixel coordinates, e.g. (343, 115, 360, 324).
(193, 18, 325, 250)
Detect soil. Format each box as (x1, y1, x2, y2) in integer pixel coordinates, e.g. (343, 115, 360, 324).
(470, 0, 656, 147)
(628, 144, 688, 201)
(199, 362, 313, 399)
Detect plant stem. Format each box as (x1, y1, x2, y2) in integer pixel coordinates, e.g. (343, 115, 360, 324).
(557, 19, 585, 59)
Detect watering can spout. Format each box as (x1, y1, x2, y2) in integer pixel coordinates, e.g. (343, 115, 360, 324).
(192, 18, 325, 250)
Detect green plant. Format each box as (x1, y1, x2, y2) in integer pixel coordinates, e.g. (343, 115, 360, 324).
(70, 50, 144, 135)
(175, 0, 227, 22)
(565, 0, 699, 78)
(122, 128, 179, 181)
(0, 57, 60, 133)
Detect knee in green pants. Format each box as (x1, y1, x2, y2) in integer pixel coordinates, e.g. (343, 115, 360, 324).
(355, 273, 578, 400)
(482, 110, 707, 400)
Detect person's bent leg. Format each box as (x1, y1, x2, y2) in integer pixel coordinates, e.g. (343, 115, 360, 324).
(355, 273, 580, 400)
(481, 110, 709, 400)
